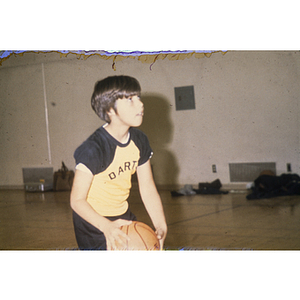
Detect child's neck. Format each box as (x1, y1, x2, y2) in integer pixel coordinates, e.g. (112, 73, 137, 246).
(104, 123, 130, 144)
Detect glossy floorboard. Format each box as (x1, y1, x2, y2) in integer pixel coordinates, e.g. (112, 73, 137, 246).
(1, 188, 300, 250)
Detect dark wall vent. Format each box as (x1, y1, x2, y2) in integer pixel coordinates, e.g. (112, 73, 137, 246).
(229, 162, 276, 182)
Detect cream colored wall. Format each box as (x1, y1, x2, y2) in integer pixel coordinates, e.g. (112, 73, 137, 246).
(1, 51, 299, 187)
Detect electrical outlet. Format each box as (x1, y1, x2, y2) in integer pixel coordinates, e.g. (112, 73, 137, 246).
(212, 164, 217, 173)
(287, 163, 292, 172)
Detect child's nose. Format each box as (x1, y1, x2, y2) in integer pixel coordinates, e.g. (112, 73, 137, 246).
(138, 98, 144, 108)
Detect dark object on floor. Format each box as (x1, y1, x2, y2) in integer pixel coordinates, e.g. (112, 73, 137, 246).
(198, 179, 222, 190)
(247, 173, 300, 200)
(259, 170, 276, 177)
(171, 179, 228, 197)
(171, 190, 188, 197)
(194, 179, 228, 195)
(53, 162, 75, 191)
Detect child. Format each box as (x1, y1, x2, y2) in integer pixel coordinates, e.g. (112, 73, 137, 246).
(70, 75, 167, 250)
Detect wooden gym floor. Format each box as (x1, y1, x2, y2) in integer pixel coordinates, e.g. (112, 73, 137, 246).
(1, 186, 300, 250)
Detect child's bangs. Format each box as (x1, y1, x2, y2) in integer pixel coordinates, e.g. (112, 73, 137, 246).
(123, 90, 141, 98)
(116, 84, 141, 99)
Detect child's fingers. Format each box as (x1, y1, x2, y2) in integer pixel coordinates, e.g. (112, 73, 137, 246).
(115, 219, 132, 227)
(107, 234, 119, 250)
(155, 228, 164, 240)
(114, 219, 132, 241)
(118, 230, 131, 241)
(155, 229, 166, 250)
(106, 239, 112, 250)
(106, 219, 133, 250)
(114, 233, 129, 250)
(112, 226, 131, 250)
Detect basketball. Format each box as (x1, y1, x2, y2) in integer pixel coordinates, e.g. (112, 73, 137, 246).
(115, 221, 160, 250)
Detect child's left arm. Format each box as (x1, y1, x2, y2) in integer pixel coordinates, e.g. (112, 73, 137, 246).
(136, 160, 167, 249)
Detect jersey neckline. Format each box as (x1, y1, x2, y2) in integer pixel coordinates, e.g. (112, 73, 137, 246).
(100, 124, 131, 147)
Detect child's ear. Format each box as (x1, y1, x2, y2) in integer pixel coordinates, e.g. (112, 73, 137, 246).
(107, 107, 117, 117)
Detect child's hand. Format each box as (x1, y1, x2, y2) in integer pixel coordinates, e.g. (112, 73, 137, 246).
(155, 227, 167, 250)
(102, 219, 132, 250)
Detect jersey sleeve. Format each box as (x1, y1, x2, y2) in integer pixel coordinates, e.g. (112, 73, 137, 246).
(131, 129, 153, 166)
(75, 163, 93, 175)
(139, 136, 153, 166)
(74, 141, 102, 175)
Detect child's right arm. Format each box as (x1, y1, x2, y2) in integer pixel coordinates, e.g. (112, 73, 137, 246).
(70, 169, 132, 249)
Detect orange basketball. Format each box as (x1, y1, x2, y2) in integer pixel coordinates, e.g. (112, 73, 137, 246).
(115, 221, 160, 250)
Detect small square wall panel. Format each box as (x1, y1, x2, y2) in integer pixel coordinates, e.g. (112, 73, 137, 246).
(174, 86, 195, 111)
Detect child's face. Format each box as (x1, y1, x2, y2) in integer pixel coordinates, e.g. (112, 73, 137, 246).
(111, 95, 144, 127)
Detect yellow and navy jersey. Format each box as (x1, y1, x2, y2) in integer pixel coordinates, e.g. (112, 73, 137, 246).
(74, 125, 153, 217)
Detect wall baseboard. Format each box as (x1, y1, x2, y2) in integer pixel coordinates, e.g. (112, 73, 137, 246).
(1, 183, 249, 191)
(0, 185, 24, 190)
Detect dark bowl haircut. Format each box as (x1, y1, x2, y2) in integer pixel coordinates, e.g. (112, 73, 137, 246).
(91, 76, 141, 123)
